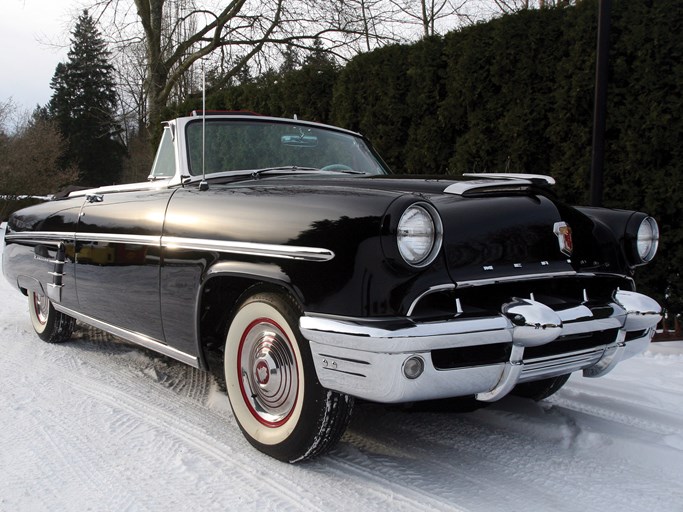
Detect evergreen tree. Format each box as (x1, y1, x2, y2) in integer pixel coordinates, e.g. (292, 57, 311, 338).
(279, 44, 301, 74)
(48, 10, 123, 187)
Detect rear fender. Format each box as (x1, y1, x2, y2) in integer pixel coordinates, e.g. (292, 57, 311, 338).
(17, 275, 42, 296)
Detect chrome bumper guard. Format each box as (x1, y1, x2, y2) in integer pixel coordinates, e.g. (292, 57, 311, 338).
(300, 290, 661, 404)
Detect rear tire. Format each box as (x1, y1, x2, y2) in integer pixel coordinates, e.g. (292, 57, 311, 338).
(224, 290, 353, 462)
(28, 290, 76, 343)
(512, 374, 571, 401)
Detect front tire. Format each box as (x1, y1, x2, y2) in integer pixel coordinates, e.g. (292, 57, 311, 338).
(28, 290, 76, 343)
(224, 290, 353, 462)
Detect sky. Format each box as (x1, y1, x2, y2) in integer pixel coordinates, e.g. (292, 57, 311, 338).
(1, 0, 82, 114)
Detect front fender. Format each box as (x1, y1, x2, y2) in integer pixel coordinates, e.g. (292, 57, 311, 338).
(573, 206, 654, 273)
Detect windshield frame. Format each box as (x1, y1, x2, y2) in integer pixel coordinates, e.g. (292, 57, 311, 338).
(183, 116, 391, 178)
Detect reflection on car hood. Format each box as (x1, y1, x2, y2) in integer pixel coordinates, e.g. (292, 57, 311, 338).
(232, 173, 572, 284)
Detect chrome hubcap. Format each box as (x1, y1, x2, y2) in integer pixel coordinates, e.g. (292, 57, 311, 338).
(33, 293, 49, 325)
(239, 319, 298, 426)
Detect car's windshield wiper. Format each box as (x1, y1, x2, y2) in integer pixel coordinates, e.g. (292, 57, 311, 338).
(333, 169, 366, 175)
(183, 166, 367, 186)
(251, 166, 321, 178)
(251, 167, 369, 178)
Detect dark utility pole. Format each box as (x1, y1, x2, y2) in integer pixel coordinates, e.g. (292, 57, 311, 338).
(590, 0, 612, 207)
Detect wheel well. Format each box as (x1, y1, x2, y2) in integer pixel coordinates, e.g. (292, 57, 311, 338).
(197, 276, 300, 374)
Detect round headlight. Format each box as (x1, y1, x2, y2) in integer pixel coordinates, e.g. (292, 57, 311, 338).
(397, 204, 442, 267)
(636, 216, 659, 262)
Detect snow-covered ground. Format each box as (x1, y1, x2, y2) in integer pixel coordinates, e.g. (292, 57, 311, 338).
(1, 230, 682, 512)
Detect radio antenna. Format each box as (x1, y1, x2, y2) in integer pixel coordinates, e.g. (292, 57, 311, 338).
(199, 60, 208, 191)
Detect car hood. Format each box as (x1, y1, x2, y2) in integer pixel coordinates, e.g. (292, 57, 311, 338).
(236, 173, 574, 283)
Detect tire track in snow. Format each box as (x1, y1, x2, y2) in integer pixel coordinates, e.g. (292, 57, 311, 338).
(33, 415, 146, 512)
(67, 324, 212, 404)
(14, 330, 683, 512)
(324, 448, 471, 512)
(334, 407, 531, 510)
(25, 359, 206, 508)
(334, 397, 683, 512)
(0, 358, 158, 510)
(32, 331, 468, 512)
(2, 324, 323, 511)
(62, 359, 329, 512)
(71, 336, 474, 511)
(6, 332, 327, 510)
(550, 383, 683, 437)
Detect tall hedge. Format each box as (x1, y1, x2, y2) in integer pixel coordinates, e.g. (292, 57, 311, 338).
(203, 0, 681, 314)
(171, 61, 340, 123)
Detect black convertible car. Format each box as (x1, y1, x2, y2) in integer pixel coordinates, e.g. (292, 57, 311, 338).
(3, 112, 661, 462)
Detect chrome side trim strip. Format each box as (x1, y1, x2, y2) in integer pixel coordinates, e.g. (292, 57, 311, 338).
(162, 236, 335, 262)
(5, 231, 75, 243)
(5, 231, 334, 262)
(5, 231, 160, 246)
(75, 232, 161, 246)
(53, 304, 199, 368)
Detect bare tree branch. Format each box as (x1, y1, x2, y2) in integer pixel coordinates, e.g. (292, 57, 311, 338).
(82, 0, 496, 131)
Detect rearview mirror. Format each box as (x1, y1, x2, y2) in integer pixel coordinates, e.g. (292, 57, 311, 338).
(281, 134, 318, 147)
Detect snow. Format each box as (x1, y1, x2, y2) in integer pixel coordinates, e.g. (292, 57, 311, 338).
(1, 225, 682, 512)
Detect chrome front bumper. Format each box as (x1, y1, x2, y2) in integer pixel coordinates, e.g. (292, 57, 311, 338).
(300, 290, 661, 404)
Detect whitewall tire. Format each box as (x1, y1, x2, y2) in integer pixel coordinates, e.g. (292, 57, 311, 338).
(28, 290, 76, 343)
(224, 290, 353, 462)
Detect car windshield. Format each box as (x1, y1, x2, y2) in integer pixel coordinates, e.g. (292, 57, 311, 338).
(185, 118, 389, 176)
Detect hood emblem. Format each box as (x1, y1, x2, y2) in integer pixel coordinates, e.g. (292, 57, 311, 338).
(554, 222, 573, 256)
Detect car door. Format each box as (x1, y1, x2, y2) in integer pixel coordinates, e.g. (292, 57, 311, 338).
(74, 188, 175, 342)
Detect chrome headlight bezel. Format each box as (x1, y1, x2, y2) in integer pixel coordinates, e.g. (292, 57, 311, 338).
(396, 202, 443, 268)
(635, 216, 659, 263)
(624, 213, 660, 267)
